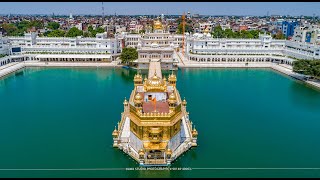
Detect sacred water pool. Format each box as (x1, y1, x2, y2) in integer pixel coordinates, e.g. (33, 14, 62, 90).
(0, 67, 320, 178)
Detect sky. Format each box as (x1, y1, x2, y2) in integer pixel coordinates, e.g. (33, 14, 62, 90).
(0, 2, 319, 16)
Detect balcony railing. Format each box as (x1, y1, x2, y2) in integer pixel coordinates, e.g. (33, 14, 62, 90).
(144, 158, 166, 165)
(129, 103, 182, 121)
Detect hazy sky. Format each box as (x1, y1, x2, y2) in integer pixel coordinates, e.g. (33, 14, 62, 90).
(0, 2, 319, 16)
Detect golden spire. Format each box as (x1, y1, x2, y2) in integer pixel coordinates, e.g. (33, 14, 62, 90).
(166, 148, 172, 155)
(134, 93, 143, 104)
(123, 97, 128, 105)
(182, 97, 187, 106)
(139, 149, 144, 155)
(112, 126, 119, 138)
(168, 71, 177, 84)
(204, 26, 210, 34)
(192, 126, 198, 137)
(144, 70, 167, 92)
(153, 18, 163, 30)
(168, 91, 177, 104)
(134, 72, 143, 85)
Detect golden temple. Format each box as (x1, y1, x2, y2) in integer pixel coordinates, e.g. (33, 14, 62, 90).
(112, 61, 198, 166)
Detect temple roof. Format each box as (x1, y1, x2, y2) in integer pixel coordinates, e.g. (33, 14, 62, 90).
(142, 101, 169, 113)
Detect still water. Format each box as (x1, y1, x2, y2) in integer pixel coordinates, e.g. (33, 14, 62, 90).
(0, 67, 320, 178)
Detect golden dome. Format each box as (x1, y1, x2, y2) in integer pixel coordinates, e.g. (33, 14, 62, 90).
(153, 19, 163, 30)
(134, 93, 143, 104)
(182, 97, 187, 106)
(192, 127, 198, 137)
(169, 92, 176, 100)
(135, 93, 142, 100)
(112, 126, 119, 137)
(138, 149, 145, 156)
(168, 92, 177, 104)
(144, 72, 167, 92)
(134, 73, 142, 82)
(168, 72, 177, 82)
(166, 148, 172, 155)
(204, 26, 210, 34)
(123, 97, 128, 105)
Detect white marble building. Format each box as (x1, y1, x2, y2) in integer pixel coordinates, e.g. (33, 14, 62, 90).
(133, 20, 179, 69)
(186, 31, 320, 65)
(1, 24, 320, 68)
(5, 32, 123, 62)
(0, 32, 10, 55)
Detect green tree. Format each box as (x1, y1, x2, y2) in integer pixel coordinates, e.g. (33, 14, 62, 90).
(66, 27, 83, 37)
(120, 47, 138, 65)
(96, 27, 105, 33)
(176, 18, 193, 34)
(224, 29, 234, 38)
(87, 25, 97, 37)
(177, 23, 193, 34)
(28, 20, 44, 29)
(273, 31, 286, 39)
(90, 30, 97, 37)
(293, 59, 320, 78)
(211, 26, 225, 38)
(16, 21, 29, 31)
(88, 25, 94, 32)
(83, 31, 90, 37)
(250, 30, 263, 39)
(139, 29, 145, 34)
(2, 23, 19, 36)
(47, 29, 65, 37)
(47, 22, 60, 30)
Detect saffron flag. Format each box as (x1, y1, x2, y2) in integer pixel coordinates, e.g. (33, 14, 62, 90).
(151, 97, 157, 111)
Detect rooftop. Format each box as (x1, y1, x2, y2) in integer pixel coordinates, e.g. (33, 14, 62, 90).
(142, 101, 169, 113)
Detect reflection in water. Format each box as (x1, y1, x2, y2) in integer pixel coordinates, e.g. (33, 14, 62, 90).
(289, 80, 320, 110)
(15, 70, 24, 77)
(136, 167, 171, 178)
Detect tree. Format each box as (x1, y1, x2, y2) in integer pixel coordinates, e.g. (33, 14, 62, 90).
(211, 26, 225, 38)
(16, 21, 29, 31)
(27, 20, 44, 29)
(139, 29, 145, 34)
(47, 29, 65, 37)
(177, 23, 193, 34)
(2, 23, 18, 36)
(91, 31, 97, 37)
(293, 59, 320, 78)
(87, 25, 98, 37)
(120, 47, 138, 65)
(66, 27, 83, 37)
(88, 25, 94, 32)
(274, 30, 286, 39)
(83, 31, 90, 37)
(47, 22, 60, 30)
(224, 29, 234, 38)
(176, 17, 193, 34)
(96, 27, 105, 33)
